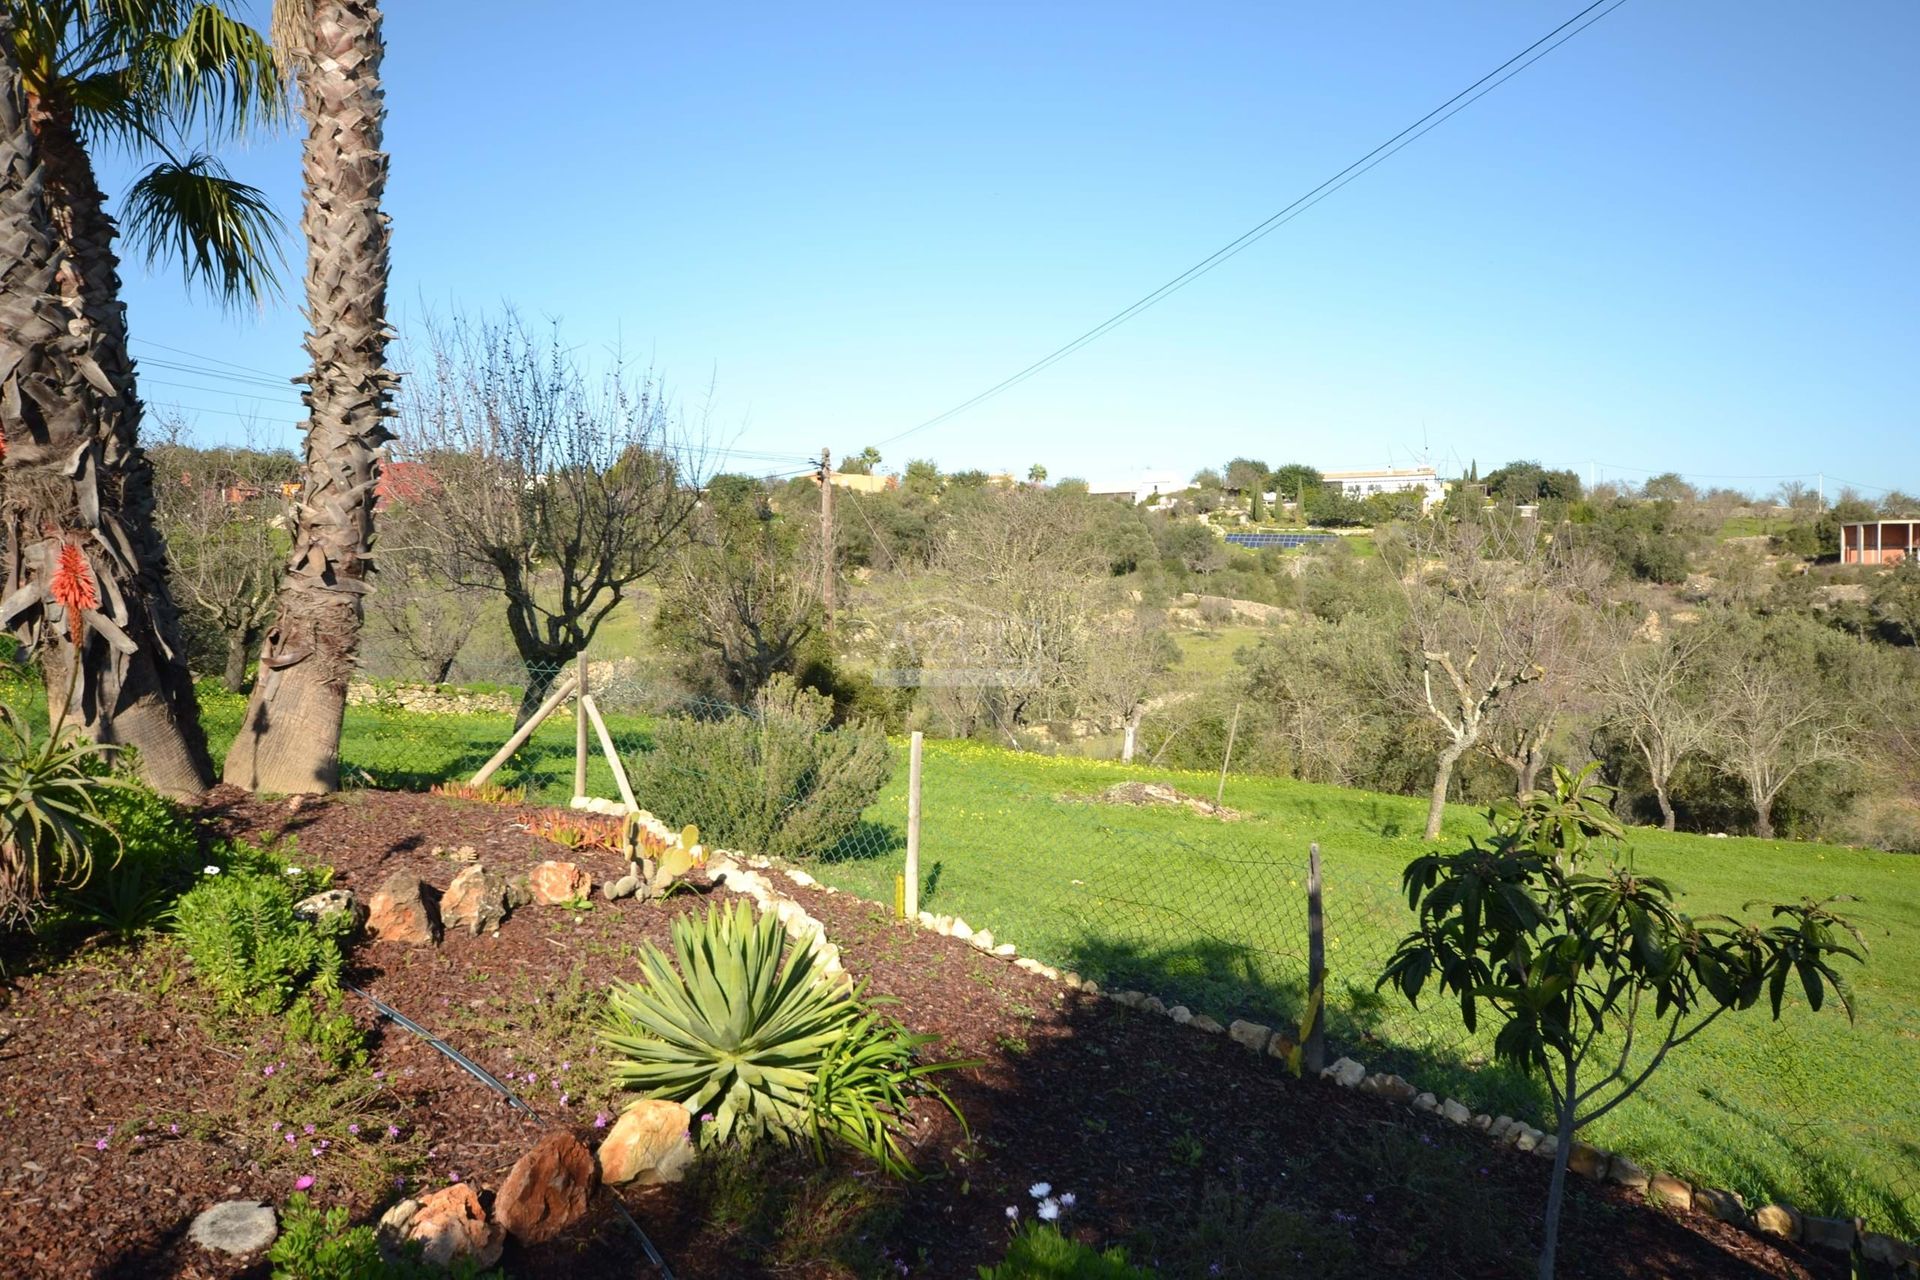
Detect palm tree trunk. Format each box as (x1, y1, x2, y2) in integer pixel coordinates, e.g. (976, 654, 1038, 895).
(224, 0, 396, 793)
(0, 29, 213, 798)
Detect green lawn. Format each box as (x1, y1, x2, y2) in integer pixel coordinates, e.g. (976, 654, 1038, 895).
(811, 739, 1920, 1236)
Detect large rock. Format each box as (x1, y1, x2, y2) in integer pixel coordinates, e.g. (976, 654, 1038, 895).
(441, 865, 509, 935)
(495, 1130, 598, 1243)
(598, 1100, 693, 1186)
(529, 861, 593, 906)
(366, 872, 439, 945)
(1752, 1203, 1801, 1241)
(405, 1184, 504, 1268)
(293, 888, 364, 931)
(1566, 1141, 1610, 1180)
(1694, 1187, 1748, 1227)
(1321, 1057, 1366, 1089)
(1800, 1215, 1857, 1254)
(1608, 1155, 1650, 1190)
(1227, 1020, 1272, 1053)
(1439, 1098, 1473, 1125)
(1648, 1173, 1692, 1211)
(188, 1200, 277, 1256)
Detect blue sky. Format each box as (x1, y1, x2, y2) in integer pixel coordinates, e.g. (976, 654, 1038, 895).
(102, 1, 1917, 496)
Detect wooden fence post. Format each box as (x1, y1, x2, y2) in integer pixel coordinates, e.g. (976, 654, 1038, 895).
(469, 673, 579, 788)
(573, 652, 590, 802)
(1305, 840, 1327, 1076)
(1215, 702, 1241, 811)
(904, 731, 923, 919)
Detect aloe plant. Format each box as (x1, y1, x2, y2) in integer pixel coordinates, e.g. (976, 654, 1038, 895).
(599, 900, 971, 1175)
(0, 705, 123, 923)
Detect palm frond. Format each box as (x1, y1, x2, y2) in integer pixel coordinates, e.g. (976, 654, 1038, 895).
(128, 2, 285, 135)
(123, 152, 284, 306)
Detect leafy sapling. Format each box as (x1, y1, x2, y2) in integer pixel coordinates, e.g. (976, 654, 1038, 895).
(1378, 765, 1866, 1280)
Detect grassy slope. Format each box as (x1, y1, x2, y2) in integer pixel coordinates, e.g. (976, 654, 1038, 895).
(810, 739, 1920, 1235)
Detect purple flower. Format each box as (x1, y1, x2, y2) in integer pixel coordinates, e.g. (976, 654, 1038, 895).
(94, 1137, 109, 1152)
(263, 1065, 276, 1077)
(525, 1073, 537, 1085)
(386, 1125, 401, 1140)
(395, 1175, 407, 1189)
(168, 1124, 179, 1136)
(295, 1175, 314, 1191)
(285, 1134, 297, 1145)
(311, 1146, 323, 1157)
(348, 1124, 360, 1136)
(593, 1113, 610, 1129)
(272, 1121, 282, 1132)
(559, 1094, 570, 1107)
(449, 1172, 462, 1183)
(303, 1124, 316, 1135)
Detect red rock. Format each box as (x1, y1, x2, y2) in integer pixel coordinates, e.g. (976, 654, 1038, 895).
(366, 871, 439, 945)
(529, 860, 592, 906)
(495, 1130, 597, 1243)
(442, 864, 509, 935)
(406, 1184, 503, 1268)
(597, 1100, 692, 1185)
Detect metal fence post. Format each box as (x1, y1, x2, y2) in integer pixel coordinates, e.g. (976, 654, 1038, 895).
(904, 731, 923, 919)
(1305, 840, 1327, 1076)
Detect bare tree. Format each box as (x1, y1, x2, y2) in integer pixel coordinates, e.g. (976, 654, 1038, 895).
(656, 487, 820, 702)
(1074, 608, 1175, 763)
(1396, 517, 1595, 839)
(365, 495, 486, 683)
(147, 428, 295, 691)
(1600, 622, 1721, 830)
(395, 311, 706, 718)
(1707, 642, 1854, 840)
(1478, 608, 1619, 797)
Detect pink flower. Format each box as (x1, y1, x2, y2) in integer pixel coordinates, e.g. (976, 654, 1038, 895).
(311, 1146, 323, 1157)
(449, 1172, 461, 1183)
(348, 1124, 360, 1136)
(593, 1112, 610, 1129)
(285, 1134, 296, 1145)
(303, 1124, 316, 1136)
(168, 1124, 179, 1136)
(386, 1125, 401, 1140)
(295, 1175, 314, 1191)
(94, 1137, 109, 1152)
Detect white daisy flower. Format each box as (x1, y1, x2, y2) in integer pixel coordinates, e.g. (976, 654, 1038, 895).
(1004, 1205, 1018, 1220)
(1037, 1198, 1061, 1221)
(202, 865, 221, 875)
(1058, 1192, 1077, 1208)
(1028, 1181, 1051, 1199)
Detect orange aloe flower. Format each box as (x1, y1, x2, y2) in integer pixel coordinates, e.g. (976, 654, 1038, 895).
(50, 542, 99, 644)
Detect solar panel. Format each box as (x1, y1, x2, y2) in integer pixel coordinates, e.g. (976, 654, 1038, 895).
(1223, 532, 1340, 550)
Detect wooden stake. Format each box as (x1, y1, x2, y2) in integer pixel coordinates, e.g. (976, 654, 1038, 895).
(573, 652, 590, 801)
(1215, 702, 1241, 810)
(1305, 840, 1326, 1076)
(819, 448, 835, 631)
(470, 673, 579, 788)
(904, 731, 924, 918)
(581, 693, 639, 812)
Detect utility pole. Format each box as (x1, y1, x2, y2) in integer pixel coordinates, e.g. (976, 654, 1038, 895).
(819, 448, 835, 630)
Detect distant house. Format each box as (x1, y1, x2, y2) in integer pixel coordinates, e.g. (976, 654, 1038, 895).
(1841, 520, 1917, 565)
(1322, 466, 1447, 511)
(817, 470, 897, 495)
(1088, 470, 1182, 507)
(377, 460, 441, 510)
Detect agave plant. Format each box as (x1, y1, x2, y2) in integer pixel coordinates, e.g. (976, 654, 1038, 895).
(599, 900, 971, 1175)
(0, 705, 122, 924)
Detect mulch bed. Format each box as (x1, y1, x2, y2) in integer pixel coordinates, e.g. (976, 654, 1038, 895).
(0, 789, 1857, 1279)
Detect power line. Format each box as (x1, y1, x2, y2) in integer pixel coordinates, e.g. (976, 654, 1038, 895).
(130, 336, 288, 381)
(138, 357, 294, 391)
(876, 0, 1629, 448)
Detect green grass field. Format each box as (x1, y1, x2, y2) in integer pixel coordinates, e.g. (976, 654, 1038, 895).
(810, 739, 1920, 1236)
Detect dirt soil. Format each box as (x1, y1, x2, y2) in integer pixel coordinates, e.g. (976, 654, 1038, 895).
(0, 789, 1859, 1279)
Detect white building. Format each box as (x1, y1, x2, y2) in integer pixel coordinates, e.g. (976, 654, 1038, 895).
(1322, 466, 1447, 510)
(1088, 470, 1183, 507)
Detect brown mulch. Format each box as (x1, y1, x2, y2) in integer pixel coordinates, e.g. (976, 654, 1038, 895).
(0, 789, 1858, 1279)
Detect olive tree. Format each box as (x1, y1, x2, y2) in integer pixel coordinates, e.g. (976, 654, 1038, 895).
(394, 311, 706, 719)
(1380, 766, 1865, 1280)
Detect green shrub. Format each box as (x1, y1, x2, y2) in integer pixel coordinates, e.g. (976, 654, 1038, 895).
(173, 854, 347, 1015)
(268, 1193, 501, 1279)
(629, 676, 891, 859)
(599, 900, 968, 1176)
(0, 705, 122, 925)
(978, 1224, 1151, 1279)
(65, 782, 200, 938)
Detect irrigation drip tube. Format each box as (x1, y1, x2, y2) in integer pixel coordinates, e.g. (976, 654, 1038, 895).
(347, 984, 676, 1279)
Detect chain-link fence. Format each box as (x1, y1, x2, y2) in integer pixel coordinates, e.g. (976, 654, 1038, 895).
(2, 649, 1913, 1240)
